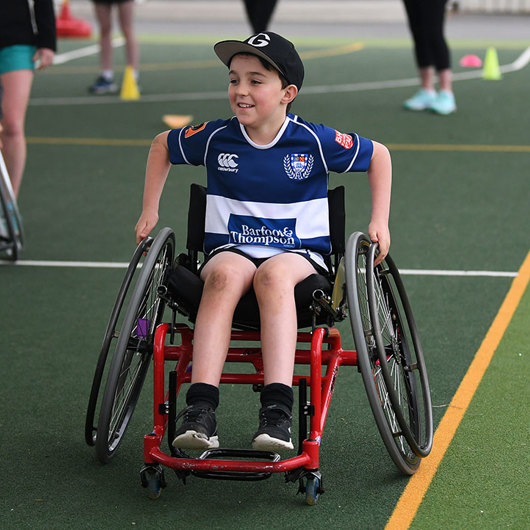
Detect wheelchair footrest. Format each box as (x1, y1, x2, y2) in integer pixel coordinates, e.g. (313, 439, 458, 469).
(191, 448, 280, 481)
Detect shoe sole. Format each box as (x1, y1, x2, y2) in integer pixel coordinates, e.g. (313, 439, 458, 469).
(89, 87, 119, 95)
(404, 104, 431, 111)
(252, 434, 294, 452)
(430, 107, 457, 115)
(172, 430, 219, 450)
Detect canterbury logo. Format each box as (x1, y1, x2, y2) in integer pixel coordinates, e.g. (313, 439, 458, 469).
(218, 153, 239, 170)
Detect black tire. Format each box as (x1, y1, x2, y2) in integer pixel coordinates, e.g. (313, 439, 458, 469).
(85, 236, 152, 446)
(345, 232, 420, 475)
(95, 228, 175, 463)
(366, 242, 433, 458)
(0, 153, 24, 261)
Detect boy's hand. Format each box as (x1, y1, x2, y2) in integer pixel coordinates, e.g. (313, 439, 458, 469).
(135, 210, 159, 245)
(368, 222, 390, 267)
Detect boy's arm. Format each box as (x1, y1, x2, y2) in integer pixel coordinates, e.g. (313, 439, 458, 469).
(135, 131, 171, 244)
(367, 141, 392, 266)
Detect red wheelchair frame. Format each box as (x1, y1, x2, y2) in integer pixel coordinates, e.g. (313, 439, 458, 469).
(143, 322, 353, 500)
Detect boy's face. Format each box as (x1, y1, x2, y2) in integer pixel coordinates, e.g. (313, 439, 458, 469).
(228, 54, 295, 130)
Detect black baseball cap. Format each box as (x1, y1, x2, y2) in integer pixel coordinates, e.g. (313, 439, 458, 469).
(214, 32, 304, 91)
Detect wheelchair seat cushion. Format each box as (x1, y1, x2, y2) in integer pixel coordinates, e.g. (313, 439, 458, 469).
(166, 263, 332, 329)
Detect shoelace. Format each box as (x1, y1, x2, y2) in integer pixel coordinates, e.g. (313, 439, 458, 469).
(259, 404, 291, 426)
(176, 405, 212, 424)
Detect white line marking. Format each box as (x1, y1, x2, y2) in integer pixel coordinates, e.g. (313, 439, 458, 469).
(0, 259, 518, 277)
(0, 260, 130, 268)
(399, 269, 518, 278)
(52, 37, 125, 65)
(30, 46, 530, 106)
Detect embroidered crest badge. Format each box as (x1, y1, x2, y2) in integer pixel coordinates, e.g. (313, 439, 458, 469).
(283, 154, 314, 180)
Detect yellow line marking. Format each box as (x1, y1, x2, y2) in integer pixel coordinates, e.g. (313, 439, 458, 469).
(387, 143, 530, 153)
(27, 137, 151, 147)
(46, 43, 364, 74)
(299, 42, 365, 59)
(26, 137, 530, 153)
(385, 250, 530, 530)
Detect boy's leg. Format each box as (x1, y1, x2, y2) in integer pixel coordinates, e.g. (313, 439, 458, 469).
(192, 251, 257, 385)
(253, 253, 317, 385)
(173, 251, 256, 450)
(251, 253, 317, 450)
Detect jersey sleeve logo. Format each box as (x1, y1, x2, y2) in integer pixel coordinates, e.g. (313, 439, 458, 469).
(334, 130, 353, 149)
(283, 154, 314, 180)
(184, 122, 208, 138)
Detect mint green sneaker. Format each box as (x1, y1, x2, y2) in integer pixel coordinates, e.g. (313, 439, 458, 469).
(403, 89, 437, 111)
(430, 90, 456, 115)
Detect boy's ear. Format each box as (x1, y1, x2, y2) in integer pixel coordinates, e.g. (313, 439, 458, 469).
(282, 84, 298, 105)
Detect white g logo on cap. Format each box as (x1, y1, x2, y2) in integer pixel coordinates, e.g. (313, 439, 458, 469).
(247, 33, 270, 48)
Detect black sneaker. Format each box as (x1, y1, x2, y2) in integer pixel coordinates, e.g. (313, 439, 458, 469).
(252, 404, 294, 451)
(172, 405, 219, 450)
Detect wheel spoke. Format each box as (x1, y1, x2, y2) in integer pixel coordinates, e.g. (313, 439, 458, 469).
(96, 229, 175, 462)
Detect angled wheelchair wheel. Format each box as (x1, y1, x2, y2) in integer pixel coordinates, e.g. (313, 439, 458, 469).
(0, 152, 24, 261)
(345, 232, 420, 475)
(85, 236, 152, 446)
(366, 243, 433, 458)
(95, 228, 175, 463)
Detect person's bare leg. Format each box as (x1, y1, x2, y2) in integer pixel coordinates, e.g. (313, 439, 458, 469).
(419, 66, 435, 91)
(0, 70, 34, 197)
(437, 67, 452, 92)
(117, 1, 139, 72)
(94, 3, 113, 72)
(253, 253, 317, 386)
(191, 252, 257, 385)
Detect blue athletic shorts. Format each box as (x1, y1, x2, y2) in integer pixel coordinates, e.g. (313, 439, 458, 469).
(0, 45, 36, 75)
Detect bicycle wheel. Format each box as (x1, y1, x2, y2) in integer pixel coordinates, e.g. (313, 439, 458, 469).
(366, 243, 433, 458)
(344, 232, 420, 475)
(95, 228, 175, 463)
(85, 236, 152, 446)
(0, 152, 23, 260)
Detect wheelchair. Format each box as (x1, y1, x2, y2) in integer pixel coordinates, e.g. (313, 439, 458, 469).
(85, 184, 433, 504)
(0, 151, 24, 261)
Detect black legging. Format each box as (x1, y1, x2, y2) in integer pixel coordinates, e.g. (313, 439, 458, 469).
(403, 0, 450, 71)
(243, 0, 278, 34)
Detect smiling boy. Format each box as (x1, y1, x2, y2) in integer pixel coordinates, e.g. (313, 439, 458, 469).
(135, 32, 392, 452)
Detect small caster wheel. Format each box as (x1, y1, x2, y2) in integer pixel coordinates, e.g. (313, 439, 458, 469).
(140, 464, 167, 499)
(305, 474, 322, 506)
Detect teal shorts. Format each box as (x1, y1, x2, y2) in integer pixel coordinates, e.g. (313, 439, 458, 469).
(0, 45, 36, 75)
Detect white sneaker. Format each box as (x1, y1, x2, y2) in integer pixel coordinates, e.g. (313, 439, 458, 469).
(403, 89, 437, 111)
(430, 90, 457, 115)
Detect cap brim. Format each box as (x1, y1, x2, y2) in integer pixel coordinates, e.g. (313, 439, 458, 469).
(214, 40, 285, 78)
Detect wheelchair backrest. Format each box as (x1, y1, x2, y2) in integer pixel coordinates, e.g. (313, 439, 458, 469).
(185, 183, 345, 272)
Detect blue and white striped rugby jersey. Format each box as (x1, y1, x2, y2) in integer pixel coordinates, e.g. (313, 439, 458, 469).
(167, 114, 373, 256)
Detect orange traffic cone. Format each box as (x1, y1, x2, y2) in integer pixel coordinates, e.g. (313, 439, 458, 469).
(162, 115, 193, 128)
(56, 0, 92, 38)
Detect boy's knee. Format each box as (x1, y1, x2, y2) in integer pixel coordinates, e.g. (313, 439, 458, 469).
(203, 263, 240, 292)
(253, 263, 288, 293)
